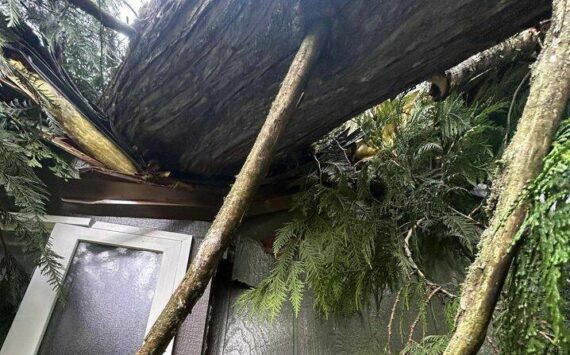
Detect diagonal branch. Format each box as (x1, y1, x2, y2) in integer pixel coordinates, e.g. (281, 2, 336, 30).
(429, 28, 540, 100)
(404, 220, 457, 299)
(135, 21, 330, 355)
(67, 0, 136, 37)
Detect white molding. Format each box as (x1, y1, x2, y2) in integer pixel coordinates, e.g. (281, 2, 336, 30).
(1, 223, 192, 355)
(41, 215, 92, 228)
(1, 215, 91, 232)
(91, 221, 191, 241)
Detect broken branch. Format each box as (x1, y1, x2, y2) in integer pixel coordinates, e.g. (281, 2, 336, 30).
(430, 28, 539, 100)
(6, 60, 138, 174)
(407, 286, 441, 344)
(404, 220, 457, 299)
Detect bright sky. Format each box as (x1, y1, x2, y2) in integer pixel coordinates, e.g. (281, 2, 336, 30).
(118, 0, 146, 25)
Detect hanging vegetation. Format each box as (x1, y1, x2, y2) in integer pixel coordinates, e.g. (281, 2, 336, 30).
(237, 92, 507, 320)
(0, 0, 127, 100)
(0, 93, 76, 342)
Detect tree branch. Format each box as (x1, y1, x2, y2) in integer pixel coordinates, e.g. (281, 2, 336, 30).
(444, 1, 570, 353)
(429, 28, 539, 100)
(403, 220, 457, 299)
(135, 21, 329, 355)
(407, 286, 441, 344)
(386, 290, 401, 354)
(67, 0, 136, 37)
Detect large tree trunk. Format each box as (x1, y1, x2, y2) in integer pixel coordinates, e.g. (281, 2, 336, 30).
(444, 0, 570, 353)
(103, 0, 549, 180)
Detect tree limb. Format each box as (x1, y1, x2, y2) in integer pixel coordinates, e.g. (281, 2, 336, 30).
(67, 0, 136, 37)
(403, 220, 457, 299)
(135, 21, 329, 355)
(407, 286, 441, 344)
(386, 290, 401, 354)
(444, 1, 570, 353)
(430, 28, 540, 100)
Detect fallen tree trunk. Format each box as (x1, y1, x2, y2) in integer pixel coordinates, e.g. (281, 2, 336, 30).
(444, 0, 570, 353)
(136, 22, 329, 354)
(103, 0, 549, 180)
(429, 28, 540, 100)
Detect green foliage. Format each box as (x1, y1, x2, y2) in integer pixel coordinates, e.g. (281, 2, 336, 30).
(0, 0, 127, 100)
(401, 334, 451, 355)
(0, 95, 76, 343)
(3, 0, 19, 27)
(499, 117, 570, 353)
(237, 93, 506, 321)
(399, 298, 458, 355)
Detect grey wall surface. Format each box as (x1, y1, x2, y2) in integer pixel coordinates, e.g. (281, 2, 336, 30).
(208, 261, 450, 355)
(89, 216, 211, 237)
(206, 235, 496, 355)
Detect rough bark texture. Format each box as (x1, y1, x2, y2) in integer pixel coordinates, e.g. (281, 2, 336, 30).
(103, 0, 549, 180)
(429, 28, 540, 100)
(135, 23, 328, 355)
(444, 1, 570, 354)
(67, 0, 136, 37)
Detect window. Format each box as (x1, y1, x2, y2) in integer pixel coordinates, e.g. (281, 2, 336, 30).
(1, 223, 192, 355)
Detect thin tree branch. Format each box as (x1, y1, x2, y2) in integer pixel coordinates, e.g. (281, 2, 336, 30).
(386, 290, 401, 354)
(67, 0, 136, 37)
(503, 71, 531, 150)
(429, 28, 539, 100)
(119, 0, 138, 17)
(407, 286, 441, 344)
(135, 21, 329, 355)
(404, 220, 457, 299)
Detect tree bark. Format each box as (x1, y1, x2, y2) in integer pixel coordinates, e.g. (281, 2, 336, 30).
(103, 0, 549, 180)
(135, 22, 329, 355)
(5, 60, 138, 175)
(429, 28, 540, 100)
(67, 0, 136, 37)
(444, 1, 570, 354)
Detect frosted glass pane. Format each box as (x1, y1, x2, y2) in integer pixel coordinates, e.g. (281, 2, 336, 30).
(38, 242, 162, 355)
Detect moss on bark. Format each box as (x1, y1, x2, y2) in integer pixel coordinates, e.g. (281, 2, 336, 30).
(444, 1, 570, 354)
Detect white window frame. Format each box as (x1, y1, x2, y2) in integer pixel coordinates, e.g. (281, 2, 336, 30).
(1, 214, 92, 232)
(1, 222, 192, 355)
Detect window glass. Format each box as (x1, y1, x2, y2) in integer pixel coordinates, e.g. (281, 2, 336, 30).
(38, 242, 162, 355)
